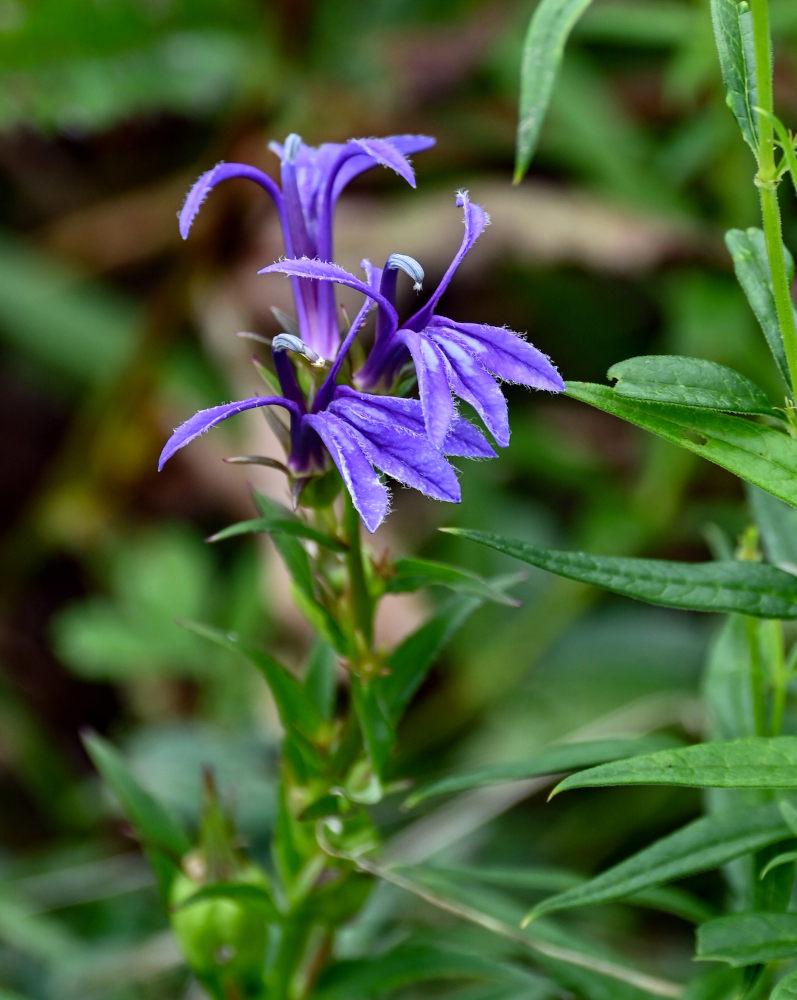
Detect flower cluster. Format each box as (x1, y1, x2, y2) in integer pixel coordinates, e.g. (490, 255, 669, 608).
(160, 135, 564, 531)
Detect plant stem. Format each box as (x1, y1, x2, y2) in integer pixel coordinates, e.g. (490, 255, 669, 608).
(745, 617, 767, 737)
(750, 0, 797, 397)
(343, 495, 374, 653)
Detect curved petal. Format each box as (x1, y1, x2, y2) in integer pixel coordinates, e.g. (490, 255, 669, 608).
(305, 412, 389, 532)
(409, 191, 489, 329)
(159, 396, 297, 470)
(258, 257, 397, 325)
(331, 135, 436, 201)
(333, 386, 495, 459)
(430, 317, 565, 391)
(179, 163, 282, 240)
(433, 337, 510, 447)
(329, 396, 461, 503)
(399, 329, 455, 450)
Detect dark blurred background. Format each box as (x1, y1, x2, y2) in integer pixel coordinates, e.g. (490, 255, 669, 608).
(2, 1, 797, 997)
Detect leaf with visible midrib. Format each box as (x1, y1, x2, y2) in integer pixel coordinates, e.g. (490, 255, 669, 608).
(709, 0, 759, 152)
(566, 381, 797, 507)
(607, 355, 776, 415)
(515, 0, 596, 181)
(550, 737, 797, 794)
(528, 802, 789, 920)
(448, 528, 797, 619)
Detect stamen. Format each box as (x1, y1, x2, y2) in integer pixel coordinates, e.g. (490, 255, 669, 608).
(272, 333, 326, 368)
(284, 133, 302, 164)
(386, 252, 424, 291)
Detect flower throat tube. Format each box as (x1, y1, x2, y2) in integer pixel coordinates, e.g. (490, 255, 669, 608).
(160, 134, 564, 529)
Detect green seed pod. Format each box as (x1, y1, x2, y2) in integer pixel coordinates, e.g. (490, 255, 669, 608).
(169, 852, 271, 992)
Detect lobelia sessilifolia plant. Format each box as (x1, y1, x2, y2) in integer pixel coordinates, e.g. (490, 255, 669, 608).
(83, 2, 797, 997)
(86, 133, 564, 1000)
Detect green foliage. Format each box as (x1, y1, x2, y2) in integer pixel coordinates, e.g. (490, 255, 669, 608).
(709, 0, 759, 152)
(552, 737, 797, 793)
(697, 912, 797, 965)
(450, 528, 797, 618)
(515, 0, 596, 181)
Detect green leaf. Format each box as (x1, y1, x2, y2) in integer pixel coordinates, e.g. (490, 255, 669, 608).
(172, 881, 280, 920)
(566, 381, 797, 505)
(772, 969, 797, 1000)
(551, 737, 797, 794)
(385, 557, 520, 606)
(607, 355, 776, 415)
(709, 0, 759, 151)
(406, 735, 682, 806)
(350, 677, 394, 781)
(748, 485, 797, 569)
(252, 493, 348, 654)
(180, 620, 325, 740)
(528, 802, 789, 920)
(378, 596, 482, 726)
(726, 228, 794, 385)
(515, 0, 596, 181)
(207, 516, 347, 552)
(697, 912, 797, 966)
(760, 849, 797, 879)
(82, 732, 190, 899)
(303, 640, 338, 720)
(450, 528, 797, 618)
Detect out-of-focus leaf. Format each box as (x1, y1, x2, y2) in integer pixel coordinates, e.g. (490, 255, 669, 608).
(703, 617, 755, 742)
(304, 641, 338, 720)
(450, 529, 797, 619)
(208, 516, 347, 552)
(552, 737, 797, 794)
(528, 803, 789, 920)
(515, 0, 596, 181)
(179, 620, 325, 742)
(697, 912, 797, 966)
(83, 732, 190, 899)
(748, 485, 797, 570)
(607, 356, 776, 415)
(378, 596, 482, 726)
(709, 0, 759, 151)
(315, 943, 552, 1000)
(406, 735, 681, 806)
(350, 677, 393, 781)
(253, 493, 348, 654)
(0, 232, 136, 387)
(726, 228, 793, 385)
(772, 969, 797, 999)
(566, 381, 797, 506)
(385, 557, 520, 606)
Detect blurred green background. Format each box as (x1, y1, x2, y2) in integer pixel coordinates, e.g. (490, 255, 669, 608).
(2, 1, 797, 997)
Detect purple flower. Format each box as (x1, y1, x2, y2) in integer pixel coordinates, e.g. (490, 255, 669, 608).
(179, 133, 435, 360)
(261, 192, 564, 450)
(159, 300, 495, 532)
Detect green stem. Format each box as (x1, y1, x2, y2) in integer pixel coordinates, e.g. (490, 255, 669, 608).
(750, 0, 797, 396)
(343, 496, 374, 652)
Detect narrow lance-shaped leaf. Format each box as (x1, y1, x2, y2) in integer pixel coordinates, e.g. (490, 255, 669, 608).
(515, 0, 596, 181)
(551, 737, 797, 795)
(566, 381, 797, 507)
(379, 595, 483, 726)
(83, 732, 191, 900)
(726, 228, 793, 385)
(385, 557, 520, 606)
(407, 735, 682, 806)
(607, 355, 777, 416)
(697, 912, 797, 967)
(351, 676, 394, 781)
(527, 802, 790, 921)
(709, 0, 759, 152)
(448, 528, 797, 619)
(180, 619, 326, 741)
(747, 484, 797, 570)
(208, 516, 347, 552)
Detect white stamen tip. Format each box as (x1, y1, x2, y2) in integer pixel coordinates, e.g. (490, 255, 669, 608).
(386, 252, 424, 287)
(284, 133, 302, 164)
